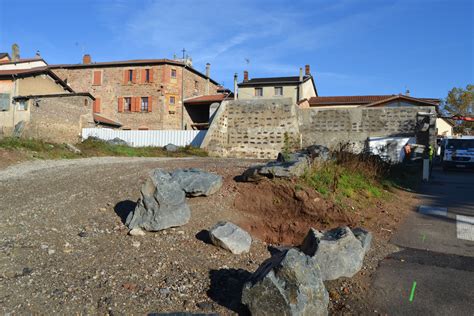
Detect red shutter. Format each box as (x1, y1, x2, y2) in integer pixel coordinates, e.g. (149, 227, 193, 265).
(118, 97, 124, 112)
(93, 71, 101, 85)
(93, 98, 101, 113)
(149, 68, 154, 83)
(132, 70, 137, 83)
(123, 70, 128, 84)
(132, 97, 138, 112)
(141, 69, 146, 84)
(148, 96, 152, 112)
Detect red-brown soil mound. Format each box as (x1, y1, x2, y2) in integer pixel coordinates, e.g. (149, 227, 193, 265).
(234, 179, 354, 245)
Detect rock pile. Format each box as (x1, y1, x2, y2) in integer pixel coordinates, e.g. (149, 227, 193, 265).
(125, 168, 222, 232)
(242, 226, 371, 315)
(209, 221, 252, 254)
(241, 145, 330, 181)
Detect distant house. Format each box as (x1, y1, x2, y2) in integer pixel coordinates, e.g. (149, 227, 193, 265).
(0, 53, 10, 63)
(0, 66, 94, 142)
(50, 55, 220, 130)
(184, 88, 233, 129)
(436, 117, 454, 136)
(304, 94, 440, 109)
(237, 65, 317, 104)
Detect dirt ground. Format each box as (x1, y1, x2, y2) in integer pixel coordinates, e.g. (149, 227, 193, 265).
(0, 157, 419, 315)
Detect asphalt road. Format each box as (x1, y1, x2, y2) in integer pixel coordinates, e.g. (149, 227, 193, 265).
(369, 166, 474, 315)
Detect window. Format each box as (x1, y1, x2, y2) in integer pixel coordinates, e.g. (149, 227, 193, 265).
(171, 69, 177, 78)
(124, 97, 132, 112)
(255, 87, 263, 97)
(0, 93, 10, 111)
(17, 100, 28, 111)
(194, 80, 199, 90)
(274, 87, 283, 96)
(128, 70, 133, 82)
(145, 69, 150, 83)
(141, 97, 149, 112)
(93, 70, 102, 85)
(169, 96, 176, 105)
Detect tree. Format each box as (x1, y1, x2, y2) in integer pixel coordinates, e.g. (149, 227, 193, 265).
(443, 84, 473, 134)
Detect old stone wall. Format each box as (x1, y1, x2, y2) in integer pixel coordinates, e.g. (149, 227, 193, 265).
(23, 95, 94, 143)
(202, 98, 300, 158)
(52, 64, 218, 130)
(202, 100, 437, 159)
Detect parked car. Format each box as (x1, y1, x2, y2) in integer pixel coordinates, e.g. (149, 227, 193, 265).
(441, 136, 474, 170)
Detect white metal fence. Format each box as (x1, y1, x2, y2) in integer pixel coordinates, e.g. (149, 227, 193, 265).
(82, 128, 207, 147)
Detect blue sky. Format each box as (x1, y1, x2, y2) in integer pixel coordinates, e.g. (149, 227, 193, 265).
(0, 0, 472, 98)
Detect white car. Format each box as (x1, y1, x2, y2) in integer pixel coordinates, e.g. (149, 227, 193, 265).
(441, 136, 474, 170)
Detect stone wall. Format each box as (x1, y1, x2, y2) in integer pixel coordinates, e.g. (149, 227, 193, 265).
(52, 64, 219, 130)
(23, 95, 94, 143)
(202, 98, 300, 158)
(202, 100, 437, 159)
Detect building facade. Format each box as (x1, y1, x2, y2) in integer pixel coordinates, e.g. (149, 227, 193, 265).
(237, 65, 317, 105)
(51, 55, 220, 130)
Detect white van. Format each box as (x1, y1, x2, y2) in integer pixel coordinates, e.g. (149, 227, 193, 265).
(441, 136, 474, 170)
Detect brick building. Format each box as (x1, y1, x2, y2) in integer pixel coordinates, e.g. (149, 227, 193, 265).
(50, 55, 220, 130)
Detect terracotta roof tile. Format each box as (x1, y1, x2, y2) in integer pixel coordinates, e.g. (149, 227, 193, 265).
(184, 94, 231, 104)
(309, 95, 440, 106)
(93, 114, 122, 127)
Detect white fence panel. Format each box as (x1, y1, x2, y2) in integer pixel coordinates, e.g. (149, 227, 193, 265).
(82, 128, 207, 147)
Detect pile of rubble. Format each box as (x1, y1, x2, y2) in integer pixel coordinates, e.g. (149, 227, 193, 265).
(242, 144, 330, 181)
(124, 164, 372, 315)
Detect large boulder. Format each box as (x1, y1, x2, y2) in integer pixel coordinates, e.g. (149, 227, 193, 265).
(242, 248, 329, 315)
(107, 137, 129, 146)
(125, 169, 191, 231)
(300, 227, 371, 281)
(242, 154, 310, 181)
(209, 221, 251, 254)
(171, 168, 222, 197)
(164, 143, 179, 152)
(305, 145, 330, 162)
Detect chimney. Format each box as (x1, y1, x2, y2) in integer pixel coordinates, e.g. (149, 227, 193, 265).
(205, 63, 210, 77)
(234, 73, 238, 100)
(35, 50, 41, 58)
(299, 67, 303, 81)
(405, 89, 410, 96)
(11, 43, 20, 62)
(243, 70, 249, 82)
(205, 63, 211, 95)
(305, 64, 310, 76)
(83, 54, 91, 64)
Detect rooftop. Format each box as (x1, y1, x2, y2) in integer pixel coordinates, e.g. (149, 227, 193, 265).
(308, 95, 440, 106)
(238, 75, 312, 86)
(0, 66, 74, 93)
(185, 93, 233, 105)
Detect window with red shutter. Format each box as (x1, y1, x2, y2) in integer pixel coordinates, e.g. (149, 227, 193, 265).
(93, 98, 101, 113)
(93, 71, 102, 85)
(118, 97, 124, 112)
(148, 96, 153, 112)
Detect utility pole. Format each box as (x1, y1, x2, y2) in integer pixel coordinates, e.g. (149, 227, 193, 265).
(181, 48, 186, 130)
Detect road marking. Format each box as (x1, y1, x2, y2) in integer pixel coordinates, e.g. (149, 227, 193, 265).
(418, 205, 448, 217)
(409, 281, 417, 302)
(456, 215, 474, 241)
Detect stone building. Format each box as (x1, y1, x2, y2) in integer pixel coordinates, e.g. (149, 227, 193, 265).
(50, 55, 221, 130)
(0, 66, 94, 142)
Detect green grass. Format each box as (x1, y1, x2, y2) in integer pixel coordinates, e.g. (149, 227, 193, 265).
(302, 161, 385, 208)
(0, 137, 208, 160)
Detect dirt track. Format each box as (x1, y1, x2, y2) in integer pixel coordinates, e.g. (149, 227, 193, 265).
(0, 157, 271, 315)
(0, 157, 414, 315)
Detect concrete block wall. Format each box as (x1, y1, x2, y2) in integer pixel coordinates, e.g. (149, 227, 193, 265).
(202, 98, 300, 159)
(202, 100, 437, 159)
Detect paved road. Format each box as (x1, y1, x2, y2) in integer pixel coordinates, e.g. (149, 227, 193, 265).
(369, 166, 474, 315)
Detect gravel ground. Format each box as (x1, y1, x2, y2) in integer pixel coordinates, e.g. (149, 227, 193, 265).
(0, 157, 415, 315)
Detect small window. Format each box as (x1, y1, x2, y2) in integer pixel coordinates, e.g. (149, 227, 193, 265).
(141, 97, 149, 112)
(0, 93, 10, 111)
(169, 96, 176, 104)
(274, 87, 283, 96)
(128, 70, 133, 82)
(124, 97, 132, 111)
(17, 100, 28, 111)
(194, 80, 198, 90)
(84, 98, 88, 107)
(171, 69, 177, 78)
(255, 88, 263, 97)
(145, 69, 150, 83)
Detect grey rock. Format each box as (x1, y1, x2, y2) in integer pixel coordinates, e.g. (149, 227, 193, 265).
(351, 227, 372, 254)
(300, 227, 368, 281)
(171, 168, 222, 197)
(305, 145, 330, 161)
(129, 227, 146, 236)
(242, 248, 329, 316)
(107, 137, 129, 146)
(257, 155, 310, 178)
(164, 143, 179, 152)
(66, 143, 81, 154)
(125, 169, 191, 231)
(13, 120, 26, 137)
(209, 221, 251, 254)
